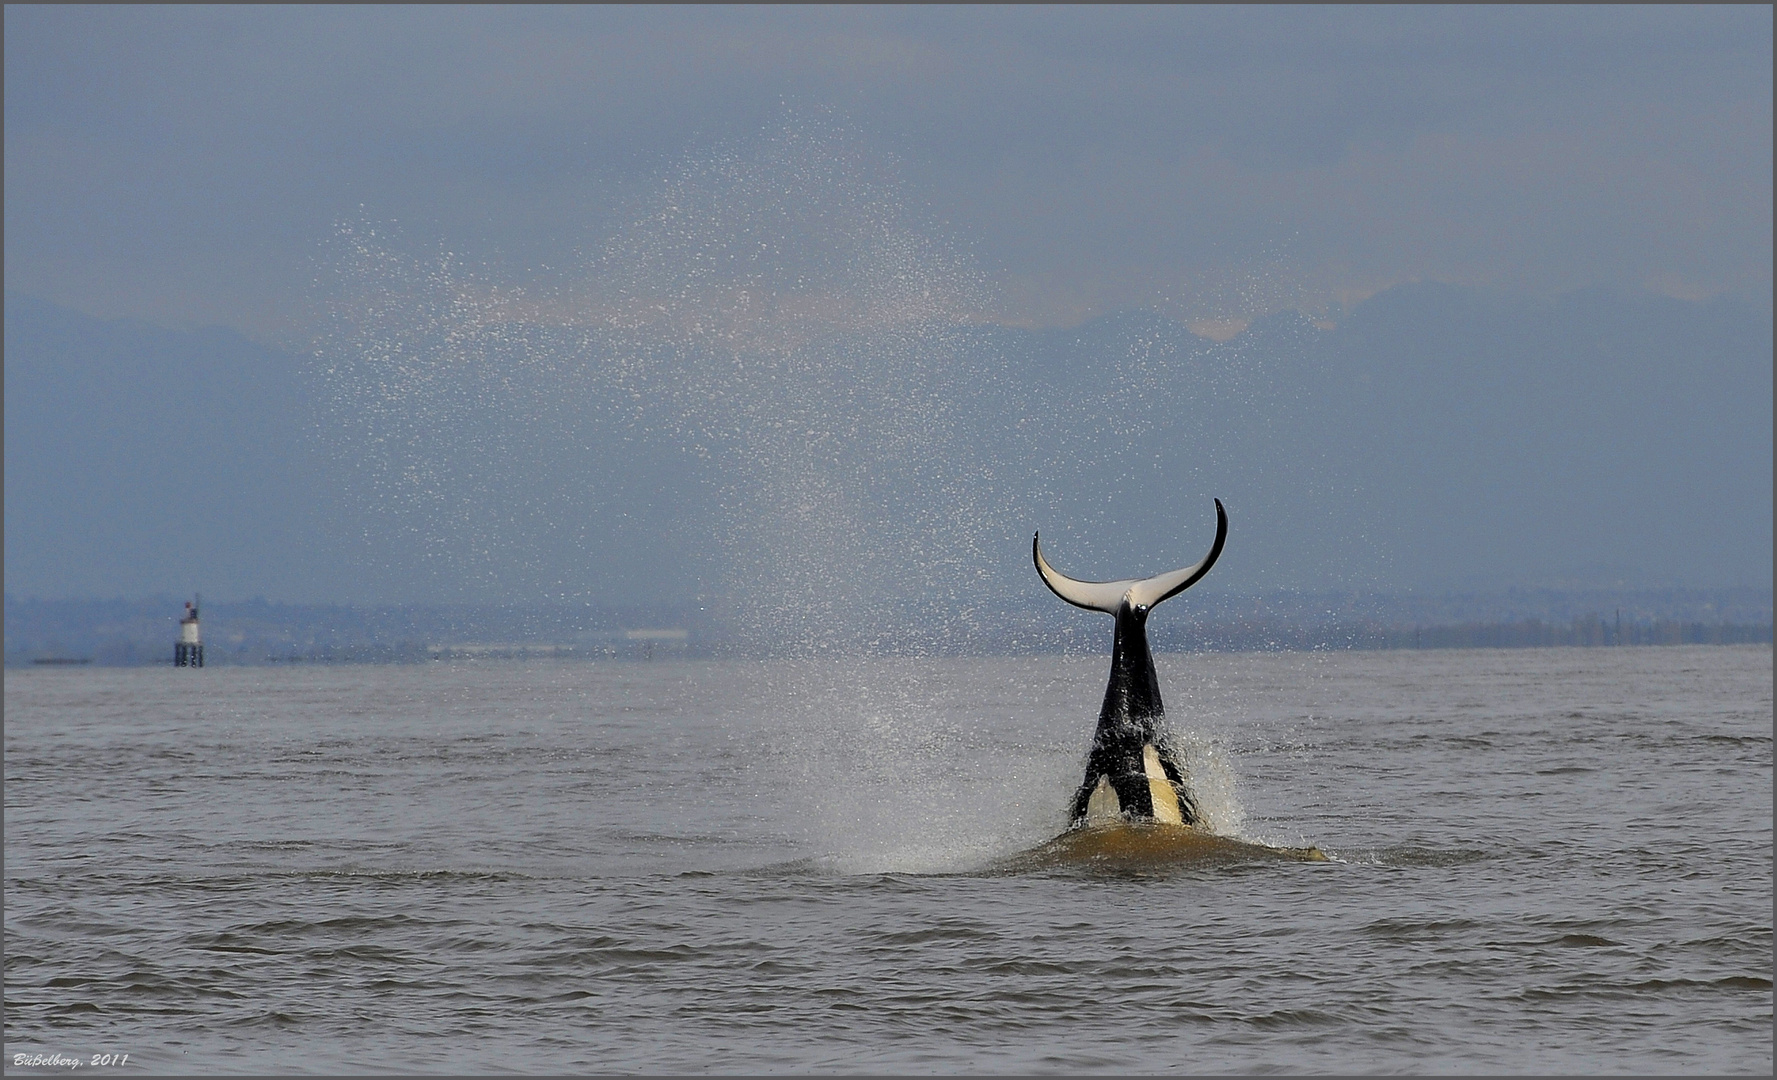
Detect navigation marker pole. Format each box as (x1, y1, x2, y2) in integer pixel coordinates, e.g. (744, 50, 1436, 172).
(175, 595, 204, 667)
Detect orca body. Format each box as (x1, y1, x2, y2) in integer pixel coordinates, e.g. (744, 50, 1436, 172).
(1034, 499, 1228, 830)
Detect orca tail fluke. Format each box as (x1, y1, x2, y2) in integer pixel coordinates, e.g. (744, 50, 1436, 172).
(1033, 499, 1227, 614)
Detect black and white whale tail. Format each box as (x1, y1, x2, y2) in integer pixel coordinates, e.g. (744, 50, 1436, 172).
(1033, 499, 1227, 616)
(1034, 499, 1227, 830)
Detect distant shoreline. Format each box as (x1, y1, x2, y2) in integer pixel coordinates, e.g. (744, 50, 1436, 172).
(6, 623, 1769, 668)
(7, 590, 1769, 667)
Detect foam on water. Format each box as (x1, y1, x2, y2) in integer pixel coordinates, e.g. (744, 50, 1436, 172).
(728, 656, 1083, 875)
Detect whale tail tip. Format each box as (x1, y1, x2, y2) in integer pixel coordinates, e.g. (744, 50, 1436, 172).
(1033, 498, 1227, 614)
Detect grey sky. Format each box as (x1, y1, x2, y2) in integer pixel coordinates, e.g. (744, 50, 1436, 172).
(6, 5, 1770, 341)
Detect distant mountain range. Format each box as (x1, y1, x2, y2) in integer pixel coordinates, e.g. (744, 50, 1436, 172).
(5, 284, 1770, 622)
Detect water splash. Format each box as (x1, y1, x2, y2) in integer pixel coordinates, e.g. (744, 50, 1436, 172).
(312, 218, 576, 598)
(1169, 732, 1249, 838)
(310, 106, 1312, 659)
(588, 115, 1005, 652)
(314, 113, 1025, 648)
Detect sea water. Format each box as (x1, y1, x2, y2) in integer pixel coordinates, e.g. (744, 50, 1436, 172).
(5, 645, 1771, 1073)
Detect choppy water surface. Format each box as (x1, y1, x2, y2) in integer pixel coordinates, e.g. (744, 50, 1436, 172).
(5, 646, 1771, 1073)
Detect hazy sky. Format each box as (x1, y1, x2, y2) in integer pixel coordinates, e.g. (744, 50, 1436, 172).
(6, 5, 1771, 341)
